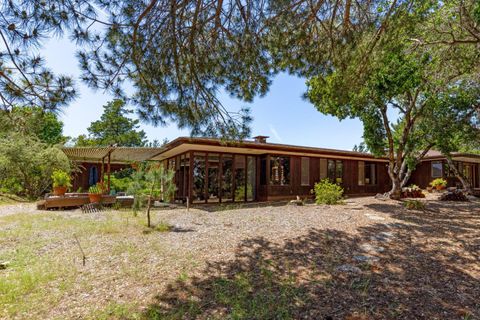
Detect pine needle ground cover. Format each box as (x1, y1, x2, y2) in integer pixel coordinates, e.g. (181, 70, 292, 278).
(0, 196, 479, 319)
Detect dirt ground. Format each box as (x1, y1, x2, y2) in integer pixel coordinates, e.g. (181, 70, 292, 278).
(0, 195, 479, 319)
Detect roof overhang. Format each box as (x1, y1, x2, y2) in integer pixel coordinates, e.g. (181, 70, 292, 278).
(62, 147, 164, 164)
(150, 137, 388, 162)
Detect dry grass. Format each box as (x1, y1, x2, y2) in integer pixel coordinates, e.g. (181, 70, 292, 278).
(0, 197, 479, 319)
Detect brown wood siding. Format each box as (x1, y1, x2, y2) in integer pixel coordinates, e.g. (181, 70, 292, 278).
(409, 160, 480, 189)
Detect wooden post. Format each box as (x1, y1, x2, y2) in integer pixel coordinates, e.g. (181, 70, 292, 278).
(107, 151, 111, 193)
(101, 157, 105, 183)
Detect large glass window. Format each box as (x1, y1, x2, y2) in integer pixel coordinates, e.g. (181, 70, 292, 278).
(301, 157, 310, 186)
(207, 154, 220, 203)
(192, 153, 206, 203)
(247, 156, 256, 201)
(358, 161, 365, 186)
(328, 159, 343, 184)
(431, 161, 443, 178)
(234, 155, 246, 201)
(221, 154, 233, 202)
(270, 156, 290, 185)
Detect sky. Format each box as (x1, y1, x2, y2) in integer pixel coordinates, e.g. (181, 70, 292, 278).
(42, 37, 365, 151)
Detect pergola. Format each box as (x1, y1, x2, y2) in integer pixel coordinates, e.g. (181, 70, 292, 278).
(62, 146, 163, 192)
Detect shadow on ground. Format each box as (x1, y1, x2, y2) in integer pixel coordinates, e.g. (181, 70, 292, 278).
(142, 202, 480, 319)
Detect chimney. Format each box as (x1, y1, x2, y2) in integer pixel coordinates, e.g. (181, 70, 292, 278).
(253, 135, 269, 144)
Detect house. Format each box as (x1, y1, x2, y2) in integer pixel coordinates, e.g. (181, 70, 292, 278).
(63, 137, 480, 203)
(408, 150, 480, 189)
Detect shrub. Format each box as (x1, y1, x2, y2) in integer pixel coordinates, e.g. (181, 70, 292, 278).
(51, 170, 72, 188)
(313, 179, 344, 205)
(0, 134, 70, 199)
(403, 200, 426, 210)
(430, 178, 447, 189)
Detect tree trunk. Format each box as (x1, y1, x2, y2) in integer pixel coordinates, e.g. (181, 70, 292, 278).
(146, 195, 152, 228)
(444, 154, 473, 194)
(387, 161, 402, 200)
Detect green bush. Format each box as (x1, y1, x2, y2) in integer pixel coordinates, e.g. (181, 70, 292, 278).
(0, 134, 70, 199)
(313, 179, 344, 205)
(51, 170, 72, 188)
(104, 174, 132, 193)
(403, 199, 426, 210)
(430, 178, 447, 188)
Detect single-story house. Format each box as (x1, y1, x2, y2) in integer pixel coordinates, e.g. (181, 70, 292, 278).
(63, 136, 480, 203)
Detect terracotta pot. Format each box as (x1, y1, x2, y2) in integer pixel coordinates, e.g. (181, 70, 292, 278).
(53, 186, 67, 196)
(89, 193, 102, 203)
(436, 185, 445, 191)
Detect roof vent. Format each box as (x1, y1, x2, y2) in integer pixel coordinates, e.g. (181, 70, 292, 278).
(253, 135, 269, 143)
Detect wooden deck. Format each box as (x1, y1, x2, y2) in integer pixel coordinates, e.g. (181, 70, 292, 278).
(37, 193, 117, 210)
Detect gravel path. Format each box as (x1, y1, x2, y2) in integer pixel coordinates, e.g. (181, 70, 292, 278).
(0, 202, 38, 217)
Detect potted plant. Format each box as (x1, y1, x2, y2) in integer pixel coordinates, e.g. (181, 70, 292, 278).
(88, 183, 105, 203)
(51, 170, 71, 196)
(430, 178, 447, 191)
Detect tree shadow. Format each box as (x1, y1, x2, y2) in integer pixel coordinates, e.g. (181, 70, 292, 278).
(141, 205, 480, 319)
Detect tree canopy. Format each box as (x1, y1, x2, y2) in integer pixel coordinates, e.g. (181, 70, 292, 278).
(74, 99, 147, 147)
(0, 106, 66, 145)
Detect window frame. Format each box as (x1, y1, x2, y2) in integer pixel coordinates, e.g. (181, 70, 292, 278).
(269, 155, 291, 186)
(431, 161, 443, 178)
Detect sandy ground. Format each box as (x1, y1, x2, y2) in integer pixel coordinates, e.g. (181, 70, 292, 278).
(1, 195, 479, 319)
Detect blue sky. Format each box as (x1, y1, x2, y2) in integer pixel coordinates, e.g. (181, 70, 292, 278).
(43, 37, 365, 150)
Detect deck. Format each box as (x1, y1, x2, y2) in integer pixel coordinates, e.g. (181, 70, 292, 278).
(37, 193, 133, 210)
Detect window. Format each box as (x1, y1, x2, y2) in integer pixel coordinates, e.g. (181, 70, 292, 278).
(327, 160, 343, 184)
(234, 155, 246, 201)
(358, 161, 365, 186)
(246, 156, 256, 201)
(358, 161, 377, 185)
(327, 160, 335, 182)
(365, 163, 377, 185)
(431, 161, 443, 178)
(335, 160, 343, 184)
(192, 153, 206, 203)
(301, 157, 310, 186)
(319, 158, 328, 180)
(221, 154, 233, 202)
(270, 156, 290, 185)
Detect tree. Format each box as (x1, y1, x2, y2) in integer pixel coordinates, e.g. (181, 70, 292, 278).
(74, 99, 147, 147)
(127, 162, 176, 227)
(352, 142, 370, 153)
(0, 133, 71, 198)
(417, 82, 480, 194)
(0, 106, 65, 145)
(305, 5, 474, 199)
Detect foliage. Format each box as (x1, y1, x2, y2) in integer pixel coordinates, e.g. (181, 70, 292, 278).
(106, 175, 132, 193)
(51, 170, 71, 188)
(234, 184, 253, 202)
(74, 100, 147, 147)
(0, 134, 70, 199)
(352, 142, 370, 153)
(127, 162, 176, 212)
(0, 106, 66, 145)
(430, 178, 447, 188)
(88, 183, 106, 195)
(313, 179, 344, 205)
(403, 200, 426, 211)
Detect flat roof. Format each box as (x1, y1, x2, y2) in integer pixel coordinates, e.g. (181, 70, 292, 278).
(150, 137, 388, 162)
